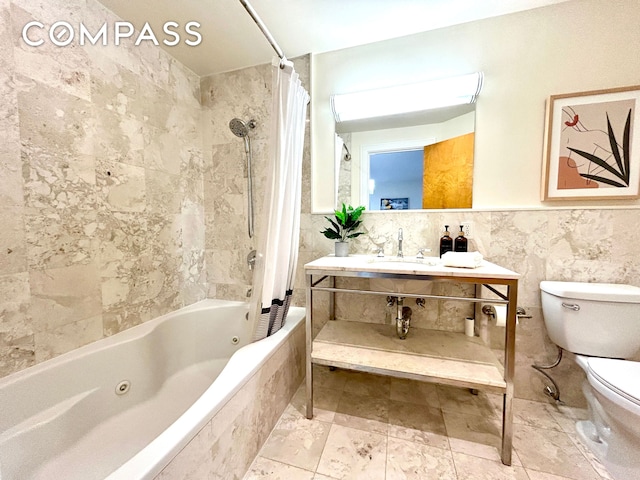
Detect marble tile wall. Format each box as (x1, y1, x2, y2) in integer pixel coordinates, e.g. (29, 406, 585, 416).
(0, 0, 206, 377)
(200, 55, 311, 302)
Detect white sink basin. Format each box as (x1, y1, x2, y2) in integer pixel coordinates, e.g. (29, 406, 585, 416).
(368, 256, 437, 294)
(368, 255, 440, 267)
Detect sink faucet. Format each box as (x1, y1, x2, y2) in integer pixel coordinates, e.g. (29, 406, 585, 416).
(397, 228, 403, 258)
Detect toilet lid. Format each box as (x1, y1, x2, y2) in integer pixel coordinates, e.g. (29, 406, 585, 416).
(587, 357, 640, 406)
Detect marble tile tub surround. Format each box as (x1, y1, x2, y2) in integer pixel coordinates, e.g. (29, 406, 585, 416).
(200, 54, 311, 303)
(299, 207, 640, 407)
(244, 366, 614, 480)
(0, 0, 311, 378)
(155, 318, 305, 480)
(0, 0, 206, 377)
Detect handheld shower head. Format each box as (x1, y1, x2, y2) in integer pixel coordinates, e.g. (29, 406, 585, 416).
(229, 118, 249, 138)
(229, 117, 256, 238)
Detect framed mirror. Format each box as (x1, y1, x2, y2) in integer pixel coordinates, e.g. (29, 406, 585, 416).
(336, 104, 476, 211)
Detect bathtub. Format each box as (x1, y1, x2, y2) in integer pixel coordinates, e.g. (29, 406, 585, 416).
(0, 299, 306, 480)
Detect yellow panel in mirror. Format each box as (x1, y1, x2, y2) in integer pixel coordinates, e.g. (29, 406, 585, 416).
(422, 132, 474, 209)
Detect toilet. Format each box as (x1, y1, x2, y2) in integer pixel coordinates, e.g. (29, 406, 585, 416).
(540, 281, 640, 480)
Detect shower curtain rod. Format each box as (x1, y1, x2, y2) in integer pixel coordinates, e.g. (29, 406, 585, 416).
(238, 0, 287, 67)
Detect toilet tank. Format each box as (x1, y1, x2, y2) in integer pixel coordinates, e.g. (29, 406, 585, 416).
(540, 281, 640, 359)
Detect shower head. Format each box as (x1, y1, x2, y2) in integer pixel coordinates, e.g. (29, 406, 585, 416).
(229, 117, 256, 239)
(229, 118, 248, 138)
(229, 118, 256, 138)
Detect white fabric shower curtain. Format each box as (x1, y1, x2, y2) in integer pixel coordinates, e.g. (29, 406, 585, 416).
(250, 58, 310, 341)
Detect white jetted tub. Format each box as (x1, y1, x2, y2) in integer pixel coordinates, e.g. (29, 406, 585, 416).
(0, 299, 305, 480)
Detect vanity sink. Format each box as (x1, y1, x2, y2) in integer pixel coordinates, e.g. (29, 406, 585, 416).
(370, 277, 432, 295)
(367, 256, 437, 294)
(368, 255, 440, 266)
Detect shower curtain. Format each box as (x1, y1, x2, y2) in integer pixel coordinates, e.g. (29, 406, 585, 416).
(250, 57, 310, 341)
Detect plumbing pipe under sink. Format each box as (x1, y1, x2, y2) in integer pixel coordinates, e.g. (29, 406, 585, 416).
(395, 297, 412, 339)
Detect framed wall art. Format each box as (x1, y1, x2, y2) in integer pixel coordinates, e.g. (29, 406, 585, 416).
(380, 198, 409, 210)
(542, 85, 640, 201)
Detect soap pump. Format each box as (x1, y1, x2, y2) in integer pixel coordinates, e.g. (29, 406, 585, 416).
(454, 225, 468, 252)
(439, 225, 453, 257)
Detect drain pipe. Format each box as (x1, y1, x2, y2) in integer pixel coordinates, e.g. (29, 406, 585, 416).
(395, 297, 412, 339)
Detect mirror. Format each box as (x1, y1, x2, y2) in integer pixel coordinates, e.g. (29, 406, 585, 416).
(336, 103, 476, 211)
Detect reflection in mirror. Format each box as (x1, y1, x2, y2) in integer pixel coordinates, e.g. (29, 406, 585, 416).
(372, 150, 422, 210)
(337, 104, 476, 210)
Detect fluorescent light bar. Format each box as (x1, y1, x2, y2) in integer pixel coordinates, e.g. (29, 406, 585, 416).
(331, 72, 483, 123)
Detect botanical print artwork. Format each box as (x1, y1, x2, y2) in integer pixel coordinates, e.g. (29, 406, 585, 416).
(557, 99, 634, 190)
(543, 86, 640, 201)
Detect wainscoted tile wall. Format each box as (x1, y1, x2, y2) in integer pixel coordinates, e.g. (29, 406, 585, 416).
(0, 0, 206, 377)
(300, 207, 640, 407)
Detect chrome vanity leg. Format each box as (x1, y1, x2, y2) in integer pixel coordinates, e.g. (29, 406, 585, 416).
(502, 385, 514, 465)
(501, 280, 518, 465)
(306, 273, 313, 419)
(329, 276, 336, 320)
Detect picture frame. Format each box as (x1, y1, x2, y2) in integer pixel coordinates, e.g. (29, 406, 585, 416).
(380, 198, 409, 210)
(542, 85, 640, 201)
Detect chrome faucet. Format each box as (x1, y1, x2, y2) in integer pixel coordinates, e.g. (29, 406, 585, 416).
(397, 228, 403, 258)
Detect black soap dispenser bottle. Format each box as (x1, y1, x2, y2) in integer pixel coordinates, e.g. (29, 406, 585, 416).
(454, 225, 468, 252)
(439, 225, 453, 257)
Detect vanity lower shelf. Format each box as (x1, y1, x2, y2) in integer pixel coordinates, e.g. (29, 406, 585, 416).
(312, 320, 506, 394)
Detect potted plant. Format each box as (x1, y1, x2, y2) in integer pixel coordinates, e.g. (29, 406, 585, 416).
(321, 203, 365, 257)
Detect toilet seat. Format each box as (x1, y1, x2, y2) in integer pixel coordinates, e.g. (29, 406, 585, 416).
(585, 357, 640, 407)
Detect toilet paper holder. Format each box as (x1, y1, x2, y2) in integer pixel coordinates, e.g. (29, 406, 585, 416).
(481, 305, 531, 319)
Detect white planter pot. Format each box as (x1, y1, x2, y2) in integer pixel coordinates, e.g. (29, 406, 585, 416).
(335, 241, 349, 257)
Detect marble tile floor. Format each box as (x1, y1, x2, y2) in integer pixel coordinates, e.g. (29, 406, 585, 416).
(243, 366, 614, 480)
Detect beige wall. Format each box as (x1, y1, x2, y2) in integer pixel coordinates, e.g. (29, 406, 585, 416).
(0, 0, 207, 377)
(312, 0, 640, 211)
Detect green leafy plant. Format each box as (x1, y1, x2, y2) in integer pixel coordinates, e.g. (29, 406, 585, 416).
(321, 204, 365, 242)
(569, 109, 631, 188)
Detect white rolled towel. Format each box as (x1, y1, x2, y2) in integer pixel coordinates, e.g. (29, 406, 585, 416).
(441, 251, 483, 268)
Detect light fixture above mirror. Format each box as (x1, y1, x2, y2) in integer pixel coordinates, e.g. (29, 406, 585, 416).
(330, 72, 483, 123)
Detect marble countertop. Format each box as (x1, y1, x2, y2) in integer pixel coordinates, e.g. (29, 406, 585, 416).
(304, 254, 520, 280)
